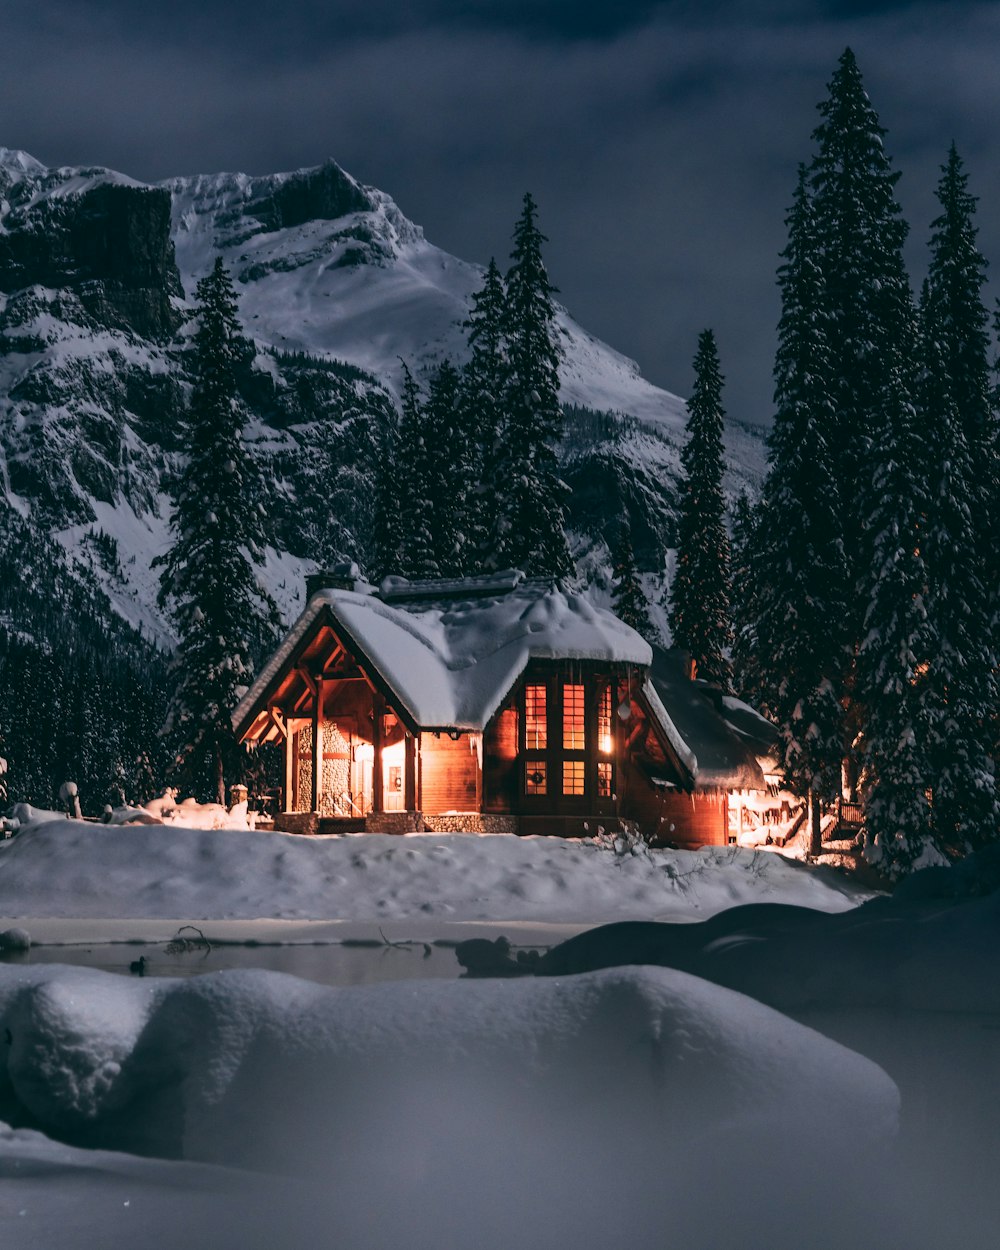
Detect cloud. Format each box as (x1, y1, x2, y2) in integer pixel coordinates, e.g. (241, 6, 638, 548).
(1, 1, 998, 427)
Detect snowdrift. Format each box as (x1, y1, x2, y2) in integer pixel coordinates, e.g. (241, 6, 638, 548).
(0, 810, 873, 922)
(0, 962, 897, 1250)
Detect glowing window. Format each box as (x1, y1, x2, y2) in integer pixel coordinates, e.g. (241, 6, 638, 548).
(562, 760, 585, 796)
(598, 685, 613, 754)
(563, 684, 585, 750)
(526, 761, 548, 795)
(525, 685, 547, 749)
(597, 762, 614, 798)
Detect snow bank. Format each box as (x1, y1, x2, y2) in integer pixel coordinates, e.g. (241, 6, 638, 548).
(0, 814, 872, 922)
(0, 962, 897, 1249)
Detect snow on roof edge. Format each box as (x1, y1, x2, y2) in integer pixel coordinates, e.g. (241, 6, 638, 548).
(641, 678, 697, 780)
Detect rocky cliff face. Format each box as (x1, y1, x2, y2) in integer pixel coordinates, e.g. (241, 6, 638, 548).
(0, 147, 765, 653)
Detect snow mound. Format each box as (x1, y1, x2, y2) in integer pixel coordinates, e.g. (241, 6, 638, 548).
(0, 815, 873, 922)
(0, 964, 897, 1183)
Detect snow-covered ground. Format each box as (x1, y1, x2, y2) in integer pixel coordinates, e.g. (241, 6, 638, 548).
(0, 806, 871, 924)
(1, 810, 996, 1247)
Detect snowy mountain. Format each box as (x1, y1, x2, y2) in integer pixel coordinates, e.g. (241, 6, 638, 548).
(0, 148, 766, 647)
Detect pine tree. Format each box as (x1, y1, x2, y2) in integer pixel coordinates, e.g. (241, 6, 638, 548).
(395, 363, 437, 579)
(611, 512, 653, 640)
(809, 48, 914, 587)
(497, 194, 572, 579)
(858, 338, 935, 877)
(423, 359, 474, 577)
(751, 170, 850, 851)
(921, 147, 999, 838)
(156, 258, 278, 803)
(669, 330, 733, 690)
(918, 288, 999, 854)
(728, 490, 762, 703)
(462, 258, 508, 568)
(371, 404, 401, 581)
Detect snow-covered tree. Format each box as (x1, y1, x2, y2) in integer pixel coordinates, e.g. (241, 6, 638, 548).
(728, 490, 762, 703)
(156, 258, 278, 803)
(422, 359, 474, 577)
(917, 288, 999, 855)
(371, 402, 401, 581)
(611, 512, 653, 641)
(751, 170, 850, 852)
(497, 194, 572, 579)
(669, 330, 733, 690)
(858, 336, 935, 877)
(462, 258, 508, 569)
(921, 147, 999, 826)
(395, 362, 436, 579)
(809, 48, 914, 590)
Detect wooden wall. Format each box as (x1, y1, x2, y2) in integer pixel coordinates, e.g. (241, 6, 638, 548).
(420, 733, 480, 814)
(645, 791, 728, 847)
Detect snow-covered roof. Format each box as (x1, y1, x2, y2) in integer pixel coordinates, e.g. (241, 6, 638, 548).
(234, 572, 652, 735)
(647, 648, 778, 791)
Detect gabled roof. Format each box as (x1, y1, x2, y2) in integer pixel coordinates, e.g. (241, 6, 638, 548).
(647, 647, 778, 791)
(234, 571, 652, 737)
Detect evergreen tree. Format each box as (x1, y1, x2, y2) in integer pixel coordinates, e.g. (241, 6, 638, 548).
(922, 147, 999, 819)
(751, 170, 850, 851)
(809, 48, 914, 588)
(422, 359, 473, 577)
(858, 338, 935, 877)
(918, 288, 999, 854)
(371, 404, 401, 581)
(728, 490, 762, 703)
(156, 258, 278, 803)
(611, 512, 653, 640)
(497, 194, 572, 579)
(462, 258, 508, 568)
(669, 330, 733, 690)
(395, 363, 436, 578)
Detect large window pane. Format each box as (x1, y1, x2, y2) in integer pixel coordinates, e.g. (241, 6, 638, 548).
(563, 684, 585, 750)
(525, 684, 547, 749)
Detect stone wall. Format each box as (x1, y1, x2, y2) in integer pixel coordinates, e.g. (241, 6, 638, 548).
(365, 811, 425, 834)
(422, 814, 519, 835)
(273, 811, 319, 836)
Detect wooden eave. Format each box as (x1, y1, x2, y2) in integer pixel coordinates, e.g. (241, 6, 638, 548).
(236, 605, 421, 743)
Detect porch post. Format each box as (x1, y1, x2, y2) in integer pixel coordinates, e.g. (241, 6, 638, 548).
(404, 732, 417, 811)
(372, 692, 385, 814)
(284, 727, 294, 813)
(311, 677, 326, 814)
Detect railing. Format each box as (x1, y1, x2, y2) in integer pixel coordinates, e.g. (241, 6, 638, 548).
(837, 799, 865, 830)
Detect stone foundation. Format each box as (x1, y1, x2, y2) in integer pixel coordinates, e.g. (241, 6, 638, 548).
(421, 813, 519, 835)
(365, 810, 426, 834)
(273, 811, 319, 836)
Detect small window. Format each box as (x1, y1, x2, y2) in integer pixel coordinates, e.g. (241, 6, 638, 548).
(598, 684, 613, 755)
(597, 761, 614, 798)
(562, 760, 585, 796)
(562, 683, 585, 750)
(526, 761, 548, 795)
(525, 685, 547, 750)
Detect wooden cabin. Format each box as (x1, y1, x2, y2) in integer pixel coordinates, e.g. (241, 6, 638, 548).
(233, 569, 778, 845)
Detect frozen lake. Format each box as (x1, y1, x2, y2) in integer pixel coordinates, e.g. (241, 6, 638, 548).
(0, 921, 569, 987)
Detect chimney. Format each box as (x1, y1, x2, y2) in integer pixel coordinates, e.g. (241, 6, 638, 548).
(305, 562, 361, 599)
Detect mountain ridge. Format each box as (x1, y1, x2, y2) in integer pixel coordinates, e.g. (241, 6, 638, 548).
(0, 147, 765, 649)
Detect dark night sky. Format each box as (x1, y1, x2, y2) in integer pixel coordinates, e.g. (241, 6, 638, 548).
(3, 0, 999, 425)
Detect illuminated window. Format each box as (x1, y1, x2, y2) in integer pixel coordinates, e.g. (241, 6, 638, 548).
(562, 684, 585, 750)
(525, 685, 547, 749)
(597, 762, 614, 798)
(526, 761, 548, 795)
(562, 760, 585, 795)
(598, 685, 613, 754)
